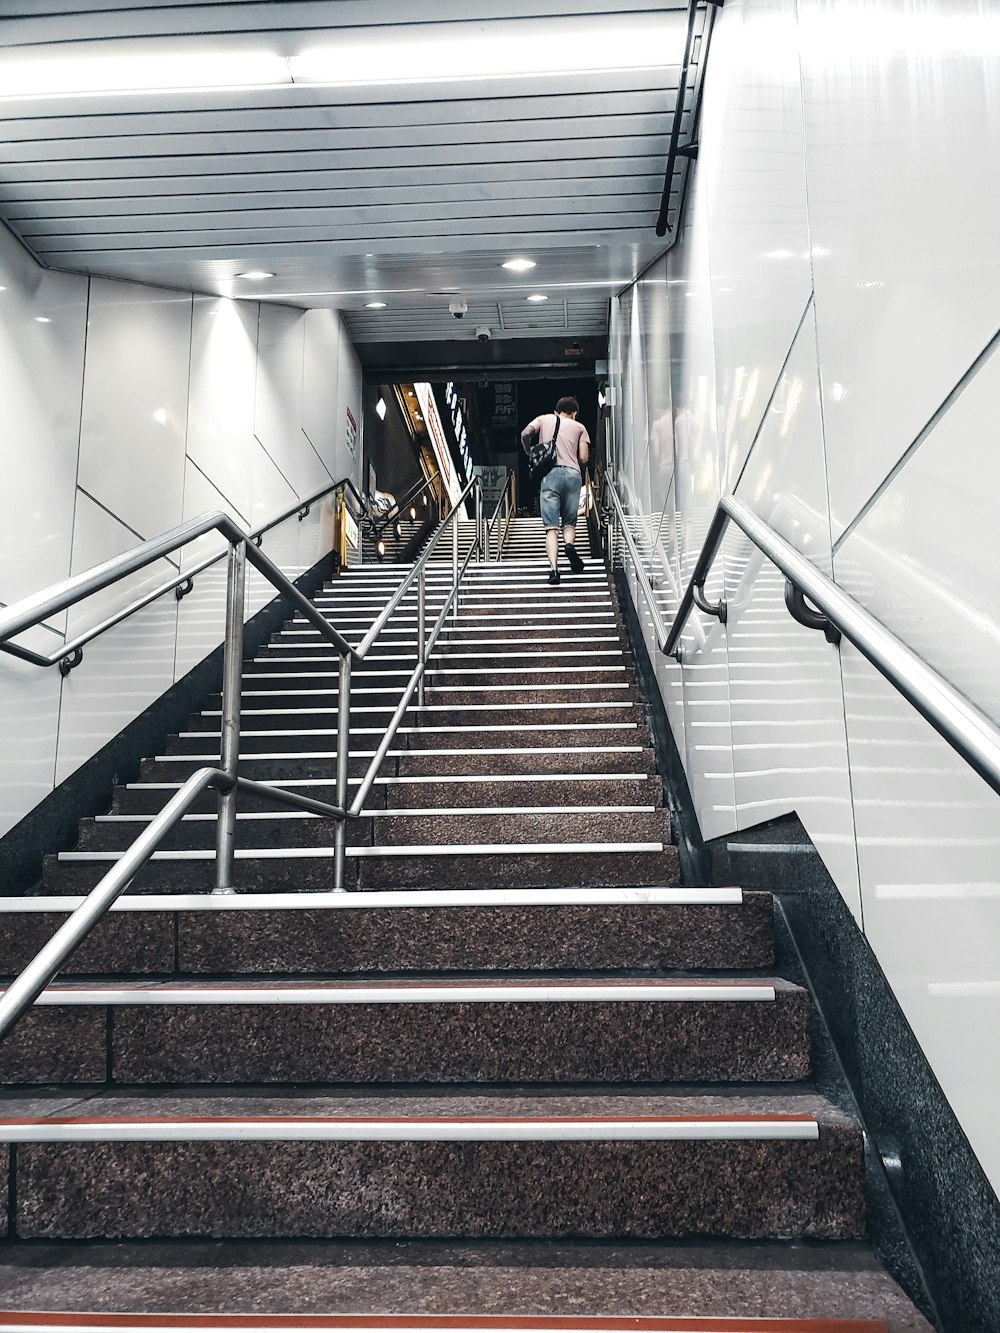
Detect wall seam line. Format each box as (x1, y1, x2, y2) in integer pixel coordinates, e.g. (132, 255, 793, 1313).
(833, 320, 1000, 554)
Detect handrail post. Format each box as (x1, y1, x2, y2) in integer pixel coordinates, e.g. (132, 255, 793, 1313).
(417, 565, 427, 707)
(452, 513, 459, 618)
(333, 651, 352, 890)
(212, 540, 246, 895)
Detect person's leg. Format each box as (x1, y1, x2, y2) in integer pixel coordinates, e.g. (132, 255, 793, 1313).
(545, 526, 560, 570)
(562, 473, 584, 573)
(540, 480, 561, 581)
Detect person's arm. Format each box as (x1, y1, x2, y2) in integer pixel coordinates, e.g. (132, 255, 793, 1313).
(520, 415, 542, 450)
(578, 426, 591, 469)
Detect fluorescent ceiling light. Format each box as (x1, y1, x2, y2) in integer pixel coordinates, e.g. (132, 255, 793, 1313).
(365, 301, 388, 309)
(237, 270, 275, 280)
(290, 19, 680, 87)
(526, 294, 548, 303)
(502, 258, 536, 273)
(375, 397, 387, 420)
(0, 51, 290, 101)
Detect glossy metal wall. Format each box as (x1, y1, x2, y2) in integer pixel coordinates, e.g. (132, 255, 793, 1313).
(610, 0, 1000, 1201)
(0, 222, 363, 836)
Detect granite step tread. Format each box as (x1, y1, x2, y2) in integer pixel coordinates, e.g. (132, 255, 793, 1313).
(113, 774, 664, 815)
(0, 1239, 932, 1333)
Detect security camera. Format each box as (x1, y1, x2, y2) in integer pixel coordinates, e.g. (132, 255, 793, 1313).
(476, 326, 491, 343)
(449, 300, 468, 320)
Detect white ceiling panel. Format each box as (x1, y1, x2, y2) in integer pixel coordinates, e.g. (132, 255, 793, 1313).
(0, 0, 710, 353)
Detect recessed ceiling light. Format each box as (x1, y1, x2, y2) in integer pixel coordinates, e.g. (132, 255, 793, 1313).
(502, 258, 536, 273)
(34, 316, 51, 323)
(526, 293, 548, 303)
(237, 270, 274, 280)
(365, 300, 387, 309)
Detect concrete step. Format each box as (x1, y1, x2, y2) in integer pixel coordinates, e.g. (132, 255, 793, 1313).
(0, 1088, 865, 1242)
(218, 682, 639, 711)
(0, 886, 772, 978)
(164, 722, 650, 755)
(0, 976, 810, 1086)
(0, 1243, 931, 1330)
(184, 702, 645, 733)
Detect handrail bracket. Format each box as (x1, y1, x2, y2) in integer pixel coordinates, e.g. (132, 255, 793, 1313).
(784, 580, 841, 646)
(692, 581, 727, 625)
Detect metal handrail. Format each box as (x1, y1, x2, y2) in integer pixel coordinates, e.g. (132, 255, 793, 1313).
(0, 476, 485, 1042)
(616, 484, 1000, 801)
(485, 469, 516, 562)
(369, 471, 441, 537)
(0, 477, 357, 674)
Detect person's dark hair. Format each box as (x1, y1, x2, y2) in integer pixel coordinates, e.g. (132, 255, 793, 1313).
(555, 396, 579, 415)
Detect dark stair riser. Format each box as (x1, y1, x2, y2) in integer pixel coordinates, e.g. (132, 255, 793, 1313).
(113, 776, 662, 816)
(43, 846, 681, 894)
(222, 685, 641, 709)
(181, 703, 646, 732)
(71, 810, 669, 852)
(163, 727, 652, 756)
(0, 990, 811, 1085)
(10, 1134, 866, 1241)
(0, 897, 776, 978)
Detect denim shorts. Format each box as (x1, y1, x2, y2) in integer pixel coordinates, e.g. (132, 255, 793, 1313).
(540, 465, 582, 529)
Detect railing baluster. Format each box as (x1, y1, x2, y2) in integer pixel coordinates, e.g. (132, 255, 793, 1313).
(333, 651, 352, 891)
(212, 539, 246, 895)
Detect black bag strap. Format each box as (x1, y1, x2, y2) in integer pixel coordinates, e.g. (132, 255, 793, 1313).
(550, 413, 561, 446)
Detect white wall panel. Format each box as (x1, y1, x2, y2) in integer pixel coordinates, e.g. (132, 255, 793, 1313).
(842, 646, 1000, 1190)
(0, 223, 88, 631)
(173, 461, 248, 681)
(186, 296, 258, 523)
(302, 308, 343, 478)
(835, 338, 1000, 728)
(799, 0, 1000, 539)
(335, 321, 363, 488)
(77, 278, 191, 545)
(701, 0, 813, 490)
(246, 440, 299, 618)
(0, 631, 62, 839)
(725, 310, 860, 915)
(254, 303, 307, 497)
(56, 494, 177, 784)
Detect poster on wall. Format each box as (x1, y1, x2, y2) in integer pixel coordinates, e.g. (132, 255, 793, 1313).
(345, 407, 358, 461)
(414, 382, 465, 515)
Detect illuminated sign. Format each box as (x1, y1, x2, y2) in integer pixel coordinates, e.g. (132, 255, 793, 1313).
(414, 382, 465, 514)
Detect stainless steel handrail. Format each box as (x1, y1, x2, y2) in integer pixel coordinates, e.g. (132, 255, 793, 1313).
(485, 469, 516, 562)
(0, 478, 355, 674)
(370, 470, 441, 537)
(0, 477, 485, 1041)
(616, 483, 1000, 801)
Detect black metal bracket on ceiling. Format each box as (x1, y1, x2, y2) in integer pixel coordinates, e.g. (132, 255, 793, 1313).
(784, 580, 842, 645)
(655, 0, 724, 239)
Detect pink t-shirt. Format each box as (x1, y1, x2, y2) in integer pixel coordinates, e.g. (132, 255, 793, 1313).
(526, 414, 590, 473)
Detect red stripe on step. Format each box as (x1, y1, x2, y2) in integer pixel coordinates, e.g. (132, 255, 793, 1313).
(0, 1315, 892, 1332)
(0, 1114, 819, 1128)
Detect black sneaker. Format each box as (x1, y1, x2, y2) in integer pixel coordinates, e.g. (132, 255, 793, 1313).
(547, 569, 561, 585)
(566, 545, 584, 574)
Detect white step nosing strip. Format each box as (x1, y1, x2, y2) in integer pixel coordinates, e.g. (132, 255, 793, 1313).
(179, 724, 639, 737)
(127, 773, 653, 791)
(97, 805, 657, 822)
(58, 841, 665, 863)
(233, 685, 632, 698)
(152, 745, 647, 760)
(24, 982, 776, 1007)
(0, 1116, 819, 1144)
(0, 886, 742, 912)
(200, 703, 632, 717)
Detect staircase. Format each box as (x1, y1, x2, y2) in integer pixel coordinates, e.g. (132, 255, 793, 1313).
(361, 516, 432, 564)
(0, 555, 932, 1331)
(501, 515, 597, 563)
